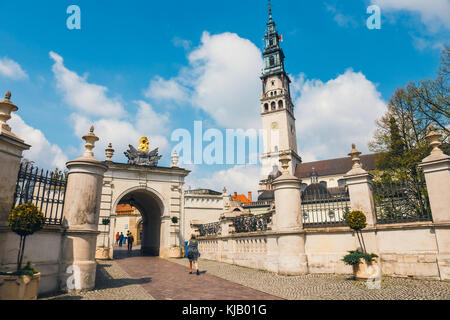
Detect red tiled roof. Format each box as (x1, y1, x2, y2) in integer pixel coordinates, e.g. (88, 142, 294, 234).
(116, 204, 133, 215)
(232, 194, 253, 204)
(295, 154, 377, 179)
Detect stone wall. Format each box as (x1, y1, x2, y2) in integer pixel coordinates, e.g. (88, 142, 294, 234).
(197, 222, 449, 280)
(0, 226, 66, 294)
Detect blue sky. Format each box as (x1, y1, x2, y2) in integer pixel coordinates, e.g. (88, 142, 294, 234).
(0, 0, 449, 194)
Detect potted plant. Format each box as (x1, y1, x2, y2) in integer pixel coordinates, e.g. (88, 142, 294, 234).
(342, 210, 379, 280)
(95, 218, 111, 260)
(0, 203, 44, 300)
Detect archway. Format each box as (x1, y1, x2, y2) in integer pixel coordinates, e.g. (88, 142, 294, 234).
(114, 188, 164, 256)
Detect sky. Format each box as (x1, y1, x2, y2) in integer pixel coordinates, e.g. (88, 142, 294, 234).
(0, 0, 449, 196)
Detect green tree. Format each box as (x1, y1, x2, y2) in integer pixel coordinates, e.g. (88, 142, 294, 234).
(368, 48, 450, 220)
(8, 203, 45, 273)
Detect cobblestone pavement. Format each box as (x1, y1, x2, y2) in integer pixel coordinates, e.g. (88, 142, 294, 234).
(169, 258, 450, 300)
(40, 247, 450, 300)
(40, 259, 154, 300)
(114, 248, 280, 300)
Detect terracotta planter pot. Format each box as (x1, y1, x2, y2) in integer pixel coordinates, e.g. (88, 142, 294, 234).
(0, 272, 40, 300)
(353, 258, 380, 280)
(168, 246, 183, 258)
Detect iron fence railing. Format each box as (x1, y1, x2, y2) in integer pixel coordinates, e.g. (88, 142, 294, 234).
(231, 213, 272, 233)
(373, 177, 432, 224)
(12, 163, 67, 225)
(301, 186, 350, 227)
(198, 222, 220, 237)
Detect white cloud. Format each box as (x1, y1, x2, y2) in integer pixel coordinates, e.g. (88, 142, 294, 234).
(145, 76, 190, 103)
(147, 32, 264, 129)
(186, 165, 261, 196)
(325, 4, 358, 28)
(0, 57, 28, 80)
(172, 37, 192, 50)
(9, 114, 68, 169)
(293, 69, 386, 162)
(69, 100, 170, 162)
(49, 51, 124, 118)
(372, 0, 450, 32)
(49, 51, 171, 163)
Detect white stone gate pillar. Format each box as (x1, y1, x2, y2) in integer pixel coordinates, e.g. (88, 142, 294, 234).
(0, 92, 30, 266)
(60, 126, 108, 291)
(418, 129, 450, 280)
(272, 154, 308, 275)
(344, 144, 377, 227)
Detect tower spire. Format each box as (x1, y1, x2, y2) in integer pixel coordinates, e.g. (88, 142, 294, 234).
(268, 0, 272, 21)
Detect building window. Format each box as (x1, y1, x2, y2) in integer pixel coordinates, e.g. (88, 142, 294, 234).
(319, 181, 327, 188)
(300, 183, 307, 191)
(271, 101, 276, 110)
(264, 103, 269, 112)
(338, 179, 346, 187)
(278, 100, 283, 109)
(269, 56, 275, 66)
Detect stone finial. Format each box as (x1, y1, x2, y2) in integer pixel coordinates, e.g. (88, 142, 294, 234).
(171, 150, 179, 168)
(82, 125, 99, 158)
(348, 143, 362, 169)
(279, 153, 291, 174)
(426, 127, 444, 156)
(223, 187, 227, 194)
(0, 90, 18, 132)
(105, 143, 114, 162)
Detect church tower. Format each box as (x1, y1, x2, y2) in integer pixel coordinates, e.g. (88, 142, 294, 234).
(259, 1, 301, 194)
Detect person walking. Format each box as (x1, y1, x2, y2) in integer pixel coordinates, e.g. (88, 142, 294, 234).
(187, 234, 201, 275)
(127, 233, 134, 253)
(115, 232, 120, 245)
(119, 232, 124, 247)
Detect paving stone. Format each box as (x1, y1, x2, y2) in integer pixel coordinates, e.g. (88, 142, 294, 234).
(169, 258, 450, 300)
(41, 247, 450, 300)
(40, 258, 154, 300)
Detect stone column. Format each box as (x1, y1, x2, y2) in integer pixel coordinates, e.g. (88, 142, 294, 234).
(0, 92, 30, 266)
(418, 129, 450, 280)
(60, 126, 108, 291)
(272, 154, 308, 275)
(343, 144, 377, 227)
(0, 92, 30, 227)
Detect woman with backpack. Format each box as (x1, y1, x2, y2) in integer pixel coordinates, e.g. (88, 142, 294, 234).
(187, 234, 201, 275)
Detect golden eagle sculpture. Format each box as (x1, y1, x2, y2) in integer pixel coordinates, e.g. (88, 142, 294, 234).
(124, 137, 162, 166)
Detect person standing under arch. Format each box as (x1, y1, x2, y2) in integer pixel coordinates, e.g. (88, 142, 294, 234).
(127, 232, 134, 253)
(187, 234, 201, 275)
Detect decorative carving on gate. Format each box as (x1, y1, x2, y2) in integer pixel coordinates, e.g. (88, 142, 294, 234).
(124, 137, 162, 166)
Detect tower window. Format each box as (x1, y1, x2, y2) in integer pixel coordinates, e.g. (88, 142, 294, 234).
(271, 102, 276, 110)
(278, 100, 283, 109)
(264, 103, 269, 112)
(269, 56, 275, 66)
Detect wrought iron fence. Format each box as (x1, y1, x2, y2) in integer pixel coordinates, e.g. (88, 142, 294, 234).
(301, 185, 350, 227)
(231, 213, 272, 233)
(373, 176, 432, 224)
(198, 222, 220, 237)
(12, 163, 67, 225)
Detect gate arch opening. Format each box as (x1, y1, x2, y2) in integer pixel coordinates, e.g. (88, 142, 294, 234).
(114, 188, 164, 256)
